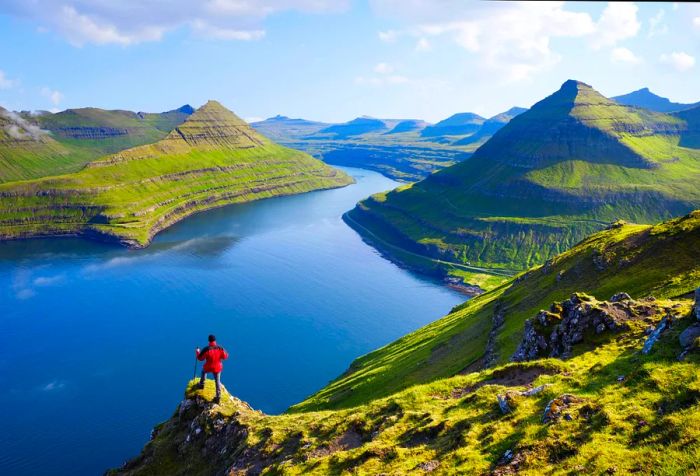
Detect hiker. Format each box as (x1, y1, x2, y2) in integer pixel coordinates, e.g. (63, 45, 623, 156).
(195, 334, 229, 403)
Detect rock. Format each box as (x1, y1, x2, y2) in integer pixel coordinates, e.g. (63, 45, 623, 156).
(695, 288, 700, 320)
(642, 315, 670, 355)
(520, 384, 551, 397)
(543, 394, 584, 423)
(497, 393, 513, 414)
(416, 460, 440, 472)
(679, 323, 700, 348)
(512, 293, 655, 362)
(610, 292, 632, 302)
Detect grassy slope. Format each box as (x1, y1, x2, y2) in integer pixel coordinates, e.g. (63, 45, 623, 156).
(346, 81, 700, 286)
(114, 212, 700, 476)
(0, 106, 192, 182)
(0, 101, 352, 247)
(294, 211, 700, 412)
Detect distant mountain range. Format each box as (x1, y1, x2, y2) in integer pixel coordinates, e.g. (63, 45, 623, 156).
(345, 79, 700, 286)
(612, 87, 699, 113)
(252, 108, 526, 181)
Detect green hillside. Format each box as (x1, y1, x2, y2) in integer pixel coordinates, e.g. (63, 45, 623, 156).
(112, 212, 700, 475)
(0, 105, 192, 182)
(0, 100, 352, 247)
(346, 80, 700, 288)
(0, 107, 82, 182)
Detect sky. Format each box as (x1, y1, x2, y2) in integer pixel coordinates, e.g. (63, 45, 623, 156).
(0, 1, 698, 123)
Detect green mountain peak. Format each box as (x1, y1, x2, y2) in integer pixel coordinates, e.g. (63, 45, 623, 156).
(166, 100, 266, 148)
(345, 80, 700, 278)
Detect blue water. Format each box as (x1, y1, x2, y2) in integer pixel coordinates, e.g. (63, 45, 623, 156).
(0, 167, 464, 475)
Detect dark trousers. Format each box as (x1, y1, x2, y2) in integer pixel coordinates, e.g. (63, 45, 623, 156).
(200, 370, 222, 397)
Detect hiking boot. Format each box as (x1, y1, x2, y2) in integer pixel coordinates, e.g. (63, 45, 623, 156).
(213, 396, 221, 404)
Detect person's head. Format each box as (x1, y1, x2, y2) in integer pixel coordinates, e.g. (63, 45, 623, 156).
(208, 334, 216, 343)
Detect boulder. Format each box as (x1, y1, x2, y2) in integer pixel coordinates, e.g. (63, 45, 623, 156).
(610, 292, 632, 302)
(679, 323, 700, 349)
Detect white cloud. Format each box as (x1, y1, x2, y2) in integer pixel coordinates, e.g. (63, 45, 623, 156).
(590, 3, 640, 49)
(415, 37, 431, 52)
(41, 87, 63, 105)
(611, 47, 641, 65)
(694, 17, 700, 30)
(0, 70, 15, 89)
(370, 1, 598, 82)
(374, 62, 394, 74)
(1, 109, 49, 141)
(0, 0, 348, 46)
(660, 52, 696, 72)
(368, 1, 647, 82)
(648, 9, 668, 37)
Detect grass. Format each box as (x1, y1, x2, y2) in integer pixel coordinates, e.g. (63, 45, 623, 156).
(111, 211, 700, 475)
(293, 211, 700, 412)
(113, 295, 700, 475)
(346, 81, 700, 286)
(0, 106, 192, 183)
(0, 101, 352, 247)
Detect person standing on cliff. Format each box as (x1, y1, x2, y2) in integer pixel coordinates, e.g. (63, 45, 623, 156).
(195, 334, 229, 404)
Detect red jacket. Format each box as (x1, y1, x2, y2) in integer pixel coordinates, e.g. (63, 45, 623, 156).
(197, 341, 229, 373)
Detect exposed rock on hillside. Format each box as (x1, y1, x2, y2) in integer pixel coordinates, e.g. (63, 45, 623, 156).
(512, 293, 683, 361)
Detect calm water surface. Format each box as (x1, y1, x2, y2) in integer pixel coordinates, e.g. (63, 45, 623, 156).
(0, 167, 464, 475)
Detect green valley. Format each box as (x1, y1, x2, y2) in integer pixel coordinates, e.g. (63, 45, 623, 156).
(111, 210, 700, 475)
(346, 80, 700, 290)
(0, 101, 352, 248)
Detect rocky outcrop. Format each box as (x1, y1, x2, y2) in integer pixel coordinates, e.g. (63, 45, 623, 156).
(512, 293, 673, 361)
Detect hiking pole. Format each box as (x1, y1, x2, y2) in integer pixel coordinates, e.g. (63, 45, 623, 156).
(193, 349, 199, 381)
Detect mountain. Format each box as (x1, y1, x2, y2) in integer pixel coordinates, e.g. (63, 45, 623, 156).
(251, 115, 329, 142)
(112, 211, 700, 475)
(0, 107, 77, 182)
(253, 116, 471, 182)
(613, 87, 698, 113)
(420, 112, 486, 137)
(674, 104, 700, 149)
(385, 119, 429, 134)
(0, 104, 193, 182)
(344, 80, 700, 288)
(0, 100, 352, 247)
(316, 117, 389, 138)
(453, 107, 526, 146)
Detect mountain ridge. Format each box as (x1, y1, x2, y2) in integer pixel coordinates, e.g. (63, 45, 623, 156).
(613, 87, 699, 113)
(344, 79, 700, 286)
(0, 100, 352, 247)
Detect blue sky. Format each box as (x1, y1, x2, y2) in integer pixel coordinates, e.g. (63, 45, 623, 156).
(0, 1, 698, 123)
